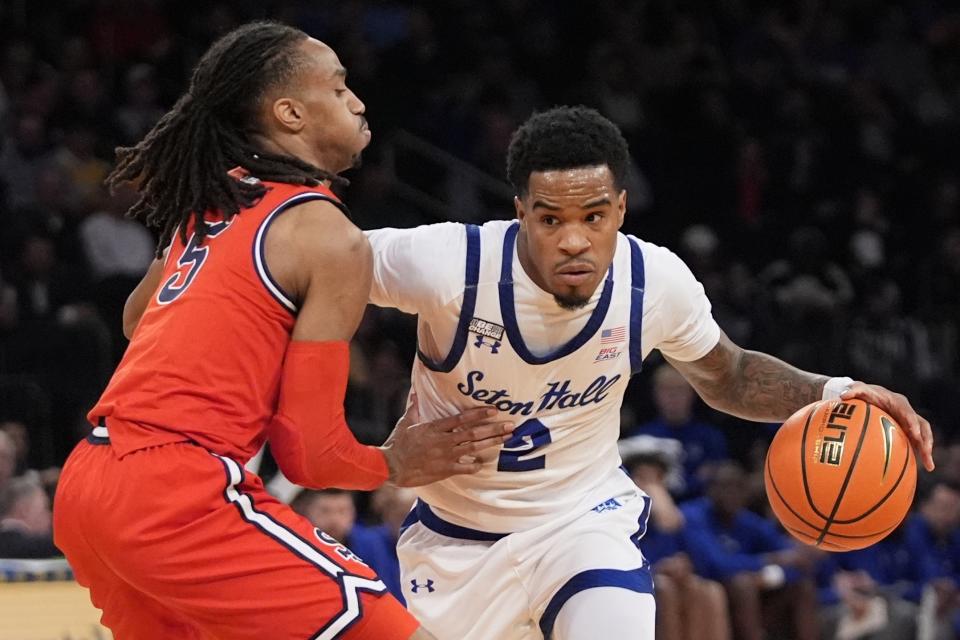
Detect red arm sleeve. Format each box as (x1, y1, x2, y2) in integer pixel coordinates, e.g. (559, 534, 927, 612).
(266, 341, 388, 490)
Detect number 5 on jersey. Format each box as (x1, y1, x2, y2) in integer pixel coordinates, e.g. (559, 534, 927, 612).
(497, 418, 552, 472)
(157, 220, 231, 304)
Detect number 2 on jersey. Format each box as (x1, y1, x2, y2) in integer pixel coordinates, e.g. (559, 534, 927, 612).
(157, 220, 231, 304)
(497, 418, 552, 472)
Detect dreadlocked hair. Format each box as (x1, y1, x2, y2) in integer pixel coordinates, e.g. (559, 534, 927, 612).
(107, 21, 348, 256)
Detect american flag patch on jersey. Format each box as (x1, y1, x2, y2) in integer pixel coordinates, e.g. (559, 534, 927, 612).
(600, 326, 626, 344)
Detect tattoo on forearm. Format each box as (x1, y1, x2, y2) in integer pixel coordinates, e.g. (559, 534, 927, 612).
(728, 350, 828, 421)
(670, 338, 829, 422)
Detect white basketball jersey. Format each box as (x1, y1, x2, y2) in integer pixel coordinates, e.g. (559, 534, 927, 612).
(367, 220, 720, 534)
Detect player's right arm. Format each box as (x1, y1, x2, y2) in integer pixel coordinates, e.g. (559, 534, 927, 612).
(264, 203, 512, 490)
(644, 243, 935, 471)
(365, 222, 466, 314)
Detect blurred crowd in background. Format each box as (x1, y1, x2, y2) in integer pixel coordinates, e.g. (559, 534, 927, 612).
(0, 0, 959, 638)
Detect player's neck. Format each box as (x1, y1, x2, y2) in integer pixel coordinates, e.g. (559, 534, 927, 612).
(251, 133, 335, 184)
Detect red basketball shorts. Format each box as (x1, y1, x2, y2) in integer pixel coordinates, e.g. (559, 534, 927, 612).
(53, 436, 419, 640)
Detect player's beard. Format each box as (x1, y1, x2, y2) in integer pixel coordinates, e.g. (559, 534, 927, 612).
(553, 292, 590, 310)
(350, 151, 363, 169)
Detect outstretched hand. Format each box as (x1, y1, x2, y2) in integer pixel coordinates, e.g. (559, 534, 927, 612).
(381, 391, 516, 487)
(840, 382, 935, 472)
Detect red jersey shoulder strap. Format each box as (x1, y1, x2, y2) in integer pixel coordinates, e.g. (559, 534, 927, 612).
(252, 182, 350, 314)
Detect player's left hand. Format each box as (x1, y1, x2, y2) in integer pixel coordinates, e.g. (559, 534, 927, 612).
(840, 382, 935, 472)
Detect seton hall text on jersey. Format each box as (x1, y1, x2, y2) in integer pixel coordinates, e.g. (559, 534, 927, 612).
(456, 369, 621, 416)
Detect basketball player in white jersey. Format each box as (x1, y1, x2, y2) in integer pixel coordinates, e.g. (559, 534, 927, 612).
(365, 106, 934, 640)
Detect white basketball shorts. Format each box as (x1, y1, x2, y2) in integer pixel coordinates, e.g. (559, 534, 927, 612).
(397, 482, 654, 640)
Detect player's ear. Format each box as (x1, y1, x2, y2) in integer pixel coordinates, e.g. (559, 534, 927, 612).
(514, 196, 526, 222)
(617, 190, 626, 228)
(271, 97, 306, 133)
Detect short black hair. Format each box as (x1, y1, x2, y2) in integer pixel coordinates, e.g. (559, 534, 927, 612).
(506, 105, 629, 196)
(290, 488, 354, 515)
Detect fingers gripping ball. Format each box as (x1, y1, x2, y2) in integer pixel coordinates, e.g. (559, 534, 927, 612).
(764, 399, 917, 551)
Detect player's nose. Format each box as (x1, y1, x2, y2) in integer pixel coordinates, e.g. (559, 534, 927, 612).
(557, 228, 590, 254)
(349, 90, 366, 115)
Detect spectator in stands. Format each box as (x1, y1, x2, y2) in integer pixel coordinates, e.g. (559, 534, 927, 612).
(9, 233, 81, 328)
(624, 364, 728, 499)
(79, 182, 154, 354)
(364, 484, 417, 602)
(757, 226, 854, 372)
(79, 183, 153, 285)
(291, 488, 360, 546)
(290, 488, 395, 590)
(49, 120, 111, 213)
(814, 523, 915, 604)
(819, 570, 917, 640)
(846, 187, 890, 286)
(0, 421, 28, 477)
(0, 476, 57, 558)
(0, 419, 60, 508)
(846, 276, 937, 398)
(905, 479, 960, 638)
(344, 317, 414, 445)
(813, 515, 921, 638)
(7, 232, 111, 456)
(624, 450, 730, 640)
(0, 111, 50, 210)
(682, 461, 819, 640)
(114, 63, 164, 144)
(677, 225, 757, 349)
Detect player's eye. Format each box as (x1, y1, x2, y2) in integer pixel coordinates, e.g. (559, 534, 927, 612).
(541, 216, 559, 226)
(585, 212, 603, 223)
(335, 88, 347, 97)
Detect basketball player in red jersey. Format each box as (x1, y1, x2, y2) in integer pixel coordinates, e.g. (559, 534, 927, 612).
(53, 22, 512, 640)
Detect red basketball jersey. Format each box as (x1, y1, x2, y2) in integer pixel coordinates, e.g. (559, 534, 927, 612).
(89, 177, 345, 462)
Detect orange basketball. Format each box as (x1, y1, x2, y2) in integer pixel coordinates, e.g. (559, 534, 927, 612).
(764, 398, 917, 551)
